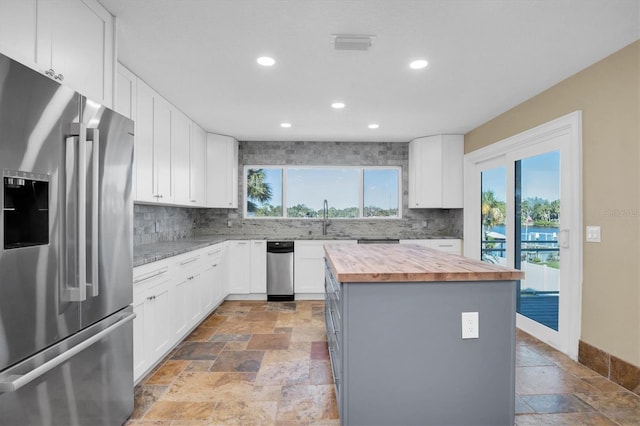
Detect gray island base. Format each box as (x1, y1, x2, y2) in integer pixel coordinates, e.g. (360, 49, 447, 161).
(323, 243, 524, 426)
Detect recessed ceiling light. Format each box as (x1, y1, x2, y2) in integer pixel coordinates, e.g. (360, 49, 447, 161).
(331, 102, 345, 109)
(368, 124, 379, 129)
(409, 59, 428, 69)
(280, 122, 292, 128)
(257, 56, 275, 66)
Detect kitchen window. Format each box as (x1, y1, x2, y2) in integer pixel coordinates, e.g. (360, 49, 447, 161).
(244, 166, 401, 218)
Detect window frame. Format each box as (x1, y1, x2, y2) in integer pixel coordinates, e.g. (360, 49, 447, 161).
(243, 165, 402, 219)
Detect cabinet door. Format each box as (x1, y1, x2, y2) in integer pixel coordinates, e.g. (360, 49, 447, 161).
(200, 263, 215, 315)
(227, 241, 250, 294)
(189, 124, 207, 206)
(37, 0, 114, 106)
(171, 254, 201, 339)
(294, 241, 325, 294)
(154, 96, 173, 202)
(146, 281, 171, 362)
(206, 133, 238, 208)
(135, 79, 155, 202)
(188, 271, 203, 324)
(172, 110, 191, 205)
(408, 135, 463, 208)
(250, 240, 267, 293)
(0, 0, 37, 65)
(212, 260, 224, 306)
(115, 62, 136, 120)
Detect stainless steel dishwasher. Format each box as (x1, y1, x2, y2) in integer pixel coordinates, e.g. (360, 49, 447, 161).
(267, 241, 294, 301)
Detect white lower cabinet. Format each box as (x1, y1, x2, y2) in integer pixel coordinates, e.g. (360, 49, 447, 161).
(132, 263, 172, 382)
(200, 245, 225, 315)
(132, 243, 226, 383)
(250, 240, 267, 294)
(226, 241, 251, 294)
(294, 240, 356, 294)
(171, 253, 202, 339)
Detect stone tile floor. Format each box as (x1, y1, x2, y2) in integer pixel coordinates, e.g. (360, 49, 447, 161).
(126, 300, 640, 425)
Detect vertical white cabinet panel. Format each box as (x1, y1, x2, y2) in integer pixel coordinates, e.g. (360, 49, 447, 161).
(37, 0, 114, 106)
(115, 62, 136, 120)
(206, 133, 238, 208)
(135, 78, 173, 203)
(226, 241, 250, 294)
(408, 134, 464, 208)
(172, 110, 192, 205)
(190, 124, 207, 206)
(250, 240, 267, 293)
(153, 96, 173, 202)
(294, 240, 356, 294)
(134, 79, 155, 203)
(0, 0, 37, 65)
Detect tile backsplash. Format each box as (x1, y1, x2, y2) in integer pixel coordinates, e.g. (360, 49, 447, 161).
(134, 140, 464, 245)
(134, 204, 197, 245)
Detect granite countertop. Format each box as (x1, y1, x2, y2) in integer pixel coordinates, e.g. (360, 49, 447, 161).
(133, 235, 462, 268)
(324, 243, 523, 283)
(134, 236, 227, 267)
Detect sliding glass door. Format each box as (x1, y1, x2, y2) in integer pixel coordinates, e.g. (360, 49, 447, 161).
(465, 112, 582, 358)
(515, 151, 561, 331)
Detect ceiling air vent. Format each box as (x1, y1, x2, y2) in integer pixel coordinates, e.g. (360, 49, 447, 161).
(332, 34, 375, 51)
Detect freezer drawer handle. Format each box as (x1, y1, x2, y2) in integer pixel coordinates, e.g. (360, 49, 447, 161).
(0, 312, 136, 393)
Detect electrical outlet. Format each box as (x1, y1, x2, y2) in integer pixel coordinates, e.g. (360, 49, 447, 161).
(461, 312, 479, 339)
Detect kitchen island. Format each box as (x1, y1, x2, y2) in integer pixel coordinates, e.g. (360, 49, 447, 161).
(323, 243, 524, 426)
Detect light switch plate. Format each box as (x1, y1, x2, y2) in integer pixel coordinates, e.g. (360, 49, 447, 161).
(586, 226, 601, 243)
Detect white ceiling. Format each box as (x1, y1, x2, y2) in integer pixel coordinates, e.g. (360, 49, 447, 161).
(99, 0, 639, 142)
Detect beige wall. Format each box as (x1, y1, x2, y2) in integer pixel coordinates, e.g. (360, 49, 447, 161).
(465, 41, 640, 367)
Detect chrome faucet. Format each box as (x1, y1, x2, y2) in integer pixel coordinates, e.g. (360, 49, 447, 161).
(322, 199, 329, 235)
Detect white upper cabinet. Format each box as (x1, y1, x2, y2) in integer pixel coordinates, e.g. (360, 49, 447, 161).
(0, 0, 114, 106)
(115, 62, 136, 120)
(0, 0, 38, 65)
(135, 79, 173, 203)
(408, 134, 464, 209)
(206, 133, 238, 208)
(37, 0, 114, 106)
(171, 110, 192, 205)
(189, 124, 207, 206)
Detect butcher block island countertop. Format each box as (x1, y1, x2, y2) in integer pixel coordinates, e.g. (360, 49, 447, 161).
(323, 243, 524, 283)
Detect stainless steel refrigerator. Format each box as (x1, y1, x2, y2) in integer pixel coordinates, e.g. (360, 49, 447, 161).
(0, 53, 135, 425)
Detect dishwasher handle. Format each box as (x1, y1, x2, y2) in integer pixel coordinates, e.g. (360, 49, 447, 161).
(267, 241, 294, 253)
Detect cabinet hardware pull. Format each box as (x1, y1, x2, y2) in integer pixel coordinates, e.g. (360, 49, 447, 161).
(134, 267, 168, 283)
(179, 256, 199, 266)
(190, 200, 196, 202)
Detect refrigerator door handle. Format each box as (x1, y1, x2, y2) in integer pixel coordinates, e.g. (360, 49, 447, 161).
(0, 311, 136, 393)
(63, 130, 87, 302)
(86, 128, 100, 298)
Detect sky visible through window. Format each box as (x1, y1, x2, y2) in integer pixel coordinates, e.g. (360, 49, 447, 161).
(482, 151, 560, 202)
(247, 166, 400, 218)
